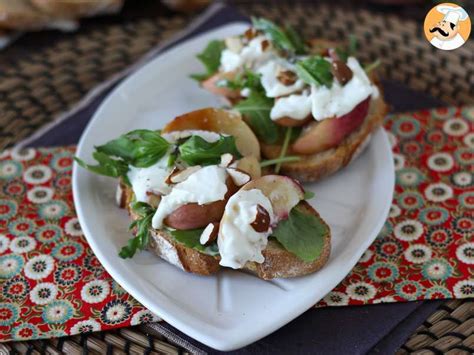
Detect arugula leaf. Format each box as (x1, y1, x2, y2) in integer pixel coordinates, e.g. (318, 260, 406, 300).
(335, 35, 358, 62)
(75, 152, 129, 178)
(217, 69, 264, 93)
(275, 127, 293, 174)
(191, 40, 225, 81)
(272, 204, 329, 262)
(260, 156, 301, 167)
(169, 228, 219, 256)
(364, 59, 381, 74)
(178, 135, 242, 166)
(119, 202, 155, 258)
(252, 17, 306, 54)
(96, 129, 170, 168)
(304, 191, 315, 200)
(295, 56, 333, 87)
(234, 91, 282, 144)
(284, 25, 307, 55)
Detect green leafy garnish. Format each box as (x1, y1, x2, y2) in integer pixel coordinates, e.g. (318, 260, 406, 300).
(75, 152, 129, 179)
(178, 135, 242, 166)
(96, 129, 170, 168)
(169, 228, 219, 256)
(260, 156, 301, 167)
(275, 127, 293, 174)
(234, 91, 282, 144)
(119, 202, 155, 259)
(295, 56, 333, 87)
(217, 69, 264, 93)
(190, 40, 226, 81)
(335, 34, 358, 62)
(251, 17, 306, 54)
(364, 59, 381, 74)
(304, 191, 315, 200)
(284, 25, 307, 55)
(273, 204, 329, 262)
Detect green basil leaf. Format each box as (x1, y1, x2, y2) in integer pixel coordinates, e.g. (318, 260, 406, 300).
(74, 152, 128, 178)
(295, 56, 333, 87)
(234, 91, 282, 144)
(119, 213, 154, 259)
(96, 129, 170, 168)
(272, 204, 330, 262)
(178, 135, 242, 166)
(191, 40, 225, 81)
(169, 228, 219, 256)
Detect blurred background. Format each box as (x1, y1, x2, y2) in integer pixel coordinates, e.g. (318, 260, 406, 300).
(0, 0, 472, 149)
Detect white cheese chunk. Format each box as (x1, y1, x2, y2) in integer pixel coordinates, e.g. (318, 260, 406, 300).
(127, 155, 171, 203)
(218, 189, 274, 269)
(309, 57, 378, 120)
(152, 165, 228, 229)
(257, 61, 304, 98)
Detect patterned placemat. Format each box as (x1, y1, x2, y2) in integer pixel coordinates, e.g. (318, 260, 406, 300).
(0, 1, 472, 353)
(0, 106, 472, 347)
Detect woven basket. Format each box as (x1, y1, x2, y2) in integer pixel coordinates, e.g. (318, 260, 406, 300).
(0, 1, 472, 353)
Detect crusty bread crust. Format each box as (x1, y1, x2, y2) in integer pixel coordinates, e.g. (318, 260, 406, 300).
(243, 201, 331, 280)
(260, 92, 389, 182)
(119, 183, 331, 279)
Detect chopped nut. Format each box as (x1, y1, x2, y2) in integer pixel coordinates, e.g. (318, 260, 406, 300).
(167, 166, 201, 184)
(250, 204, 271, 233)
(219, 153, 235, 167)
(277, 70, 298, 86)
(226, 168, 251, 187)
(244, 28, 258, 41)
(331, 60, 353, 85)
(261, 39, 270, 51)
(200, 222, 219, 246)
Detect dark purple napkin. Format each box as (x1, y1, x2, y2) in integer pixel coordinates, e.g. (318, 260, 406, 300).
(22, 3, 444, 353)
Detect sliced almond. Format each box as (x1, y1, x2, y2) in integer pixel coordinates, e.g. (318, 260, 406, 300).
(250, 204, 271, 233)
(168, 166, 201, 184)
(146, 191, 161, 208)
(219, 153, 235, 167)
(277, 70, 298, 86)
(165, 166, 179, 185)
(226, 168, 251, 187)
(225, 36, 242, 53)
(200, 222, 219, 246)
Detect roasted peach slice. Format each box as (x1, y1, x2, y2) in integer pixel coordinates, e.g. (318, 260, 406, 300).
(292, 97, 370, 155)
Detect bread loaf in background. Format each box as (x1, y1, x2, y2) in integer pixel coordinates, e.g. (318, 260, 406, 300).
(0, 0, 124, 31)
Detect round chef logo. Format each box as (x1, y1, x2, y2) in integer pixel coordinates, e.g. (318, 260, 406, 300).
(424, 3, 471, 50)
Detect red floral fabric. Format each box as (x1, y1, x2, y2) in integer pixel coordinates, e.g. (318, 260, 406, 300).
(0, 106, 472, 341)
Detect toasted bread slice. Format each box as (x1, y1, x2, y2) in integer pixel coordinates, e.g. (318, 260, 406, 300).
(119, 183, 331, 279)
(260, 93, 389, 182)
(31, 0, 123, 18)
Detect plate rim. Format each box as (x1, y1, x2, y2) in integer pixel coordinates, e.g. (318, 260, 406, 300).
(72, 22, 395, 351)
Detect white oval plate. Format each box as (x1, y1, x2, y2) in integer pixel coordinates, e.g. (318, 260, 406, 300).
(73, 23, 394, 351)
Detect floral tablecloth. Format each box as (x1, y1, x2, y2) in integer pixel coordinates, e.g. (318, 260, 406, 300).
(0, 106, 472, 341)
